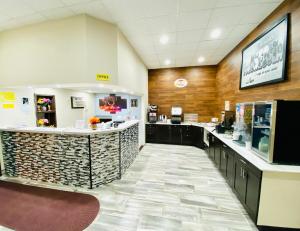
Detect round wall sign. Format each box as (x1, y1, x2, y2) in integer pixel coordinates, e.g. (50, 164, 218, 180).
(174, 78, 188, 88)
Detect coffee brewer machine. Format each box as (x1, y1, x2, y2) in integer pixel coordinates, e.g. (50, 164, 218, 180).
(148, 105, 158, 123)
(216, 111, 235, 133)
(171, 106, 182, 124)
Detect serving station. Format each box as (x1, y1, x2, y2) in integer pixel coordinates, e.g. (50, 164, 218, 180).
(0, 120, 139, 189)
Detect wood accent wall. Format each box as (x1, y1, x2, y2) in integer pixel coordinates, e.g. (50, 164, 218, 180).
(148, 66, 218, 122)
(216, 0, 300, 113)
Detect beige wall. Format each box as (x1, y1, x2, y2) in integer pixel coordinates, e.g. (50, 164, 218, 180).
(258, 171, 300, 228)
(0, 15, 120, 86)
(0, 15, 148, 147)
(86, 16, 118, 85)
(0, 15, 86, 86)
(117, 31, 148, 145)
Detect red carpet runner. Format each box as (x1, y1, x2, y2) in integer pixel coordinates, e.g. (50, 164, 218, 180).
(0, 181, 100, 231)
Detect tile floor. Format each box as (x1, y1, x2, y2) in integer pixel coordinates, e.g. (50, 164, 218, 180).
(0, 143, 258, 231)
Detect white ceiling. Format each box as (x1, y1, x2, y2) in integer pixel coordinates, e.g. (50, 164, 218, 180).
(0, 0, 284, 69)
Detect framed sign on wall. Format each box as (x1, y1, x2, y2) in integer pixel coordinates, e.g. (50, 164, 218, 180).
(240, 14, 289, 89)
(71, 96, 85, 109)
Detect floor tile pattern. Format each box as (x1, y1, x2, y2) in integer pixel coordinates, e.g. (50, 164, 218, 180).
(0, 143, 258, 231)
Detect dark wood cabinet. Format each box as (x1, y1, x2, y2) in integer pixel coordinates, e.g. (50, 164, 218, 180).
(234, 157, 248, 201)
(214, 138, 221, 168)
(220, 144, 235, 187)
(245, 170, 261, 221)
(145, 124, 204, 147)
(226, 148, 235, 187)
(182, 126, 193, 145)
(157, 125, 171, 144)
(146, 124, 158, 143)
(220, 144, 227, 176)
(192, 126, 204, 148)
(234, 156, 262, 223)
(170, 125, 182, 144)
(208, 134, 215, 160)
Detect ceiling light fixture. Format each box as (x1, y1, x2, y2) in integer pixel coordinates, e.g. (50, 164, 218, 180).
(210, 28, 222, 39)
(160, 35, 169, 44)
(198, 56, 205, 63)
(164, 59, 171, 65)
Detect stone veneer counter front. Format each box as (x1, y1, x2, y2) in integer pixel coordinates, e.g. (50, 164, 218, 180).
(0, 121, 139, 189)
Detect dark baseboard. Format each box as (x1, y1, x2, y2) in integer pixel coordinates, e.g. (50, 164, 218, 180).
(258, 225, 300, 231)
(139, 145, 144, 151)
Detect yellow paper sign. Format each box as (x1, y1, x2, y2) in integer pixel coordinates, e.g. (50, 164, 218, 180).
(3, 103, 15, 109)
(96, 74, 110, 81)
(0, 92, 16, 102)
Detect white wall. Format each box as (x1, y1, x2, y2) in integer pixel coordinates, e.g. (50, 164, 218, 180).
(117, 31, 148, 146)
(0, 88, 95, 128)
(0, 88, 95, 171)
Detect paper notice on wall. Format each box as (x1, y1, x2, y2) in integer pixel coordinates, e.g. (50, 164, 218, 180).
(3, 104, 15, 109)
(225, 101, 230, 111)
(0, 92, 16, 102)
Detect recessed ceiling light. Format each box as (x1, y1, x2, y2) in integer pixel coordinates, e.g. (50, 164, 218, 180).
(160, 35, 169, 44)
(164, 59, 171, 65)
(112, 89, 117, 93)
(198, 56, 205, 63)
(210, 28, 221, 39)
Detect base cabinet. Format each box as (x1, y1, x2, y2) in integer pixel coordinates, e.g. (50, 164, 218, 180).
(170, 125, 182, 144)
(234, 156, 262, 223)
(234, 158, 248, 201)
(245, 170, 261, 221)
(146, 124, 204, 147)
(192, 126, 204, 148)
(208, 134, 215, 160)
(214, 138, 221, 168)
(207, 133, 262, 224)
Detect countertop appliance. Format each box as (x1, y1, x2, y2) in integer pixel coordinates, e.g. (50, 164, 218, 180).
(221, 111, 235, 130)
(148, 105, 158, 123)
(250, 100, 300, 165)
(171, 106, 182, 124)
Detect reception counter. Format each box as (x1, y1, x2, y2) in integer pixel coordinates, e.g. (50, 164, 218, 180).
(0, 120, 139, 189)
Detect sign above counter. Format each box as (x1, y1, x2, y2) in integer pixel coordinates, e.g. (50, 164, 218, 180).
(96, 74, 110, 81)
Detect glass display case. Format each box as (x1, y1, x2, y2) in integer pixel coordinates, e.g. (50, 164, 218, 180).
(250, 100, 300, 165)
(251, 102, 273, 160)
(234, 103, 253, 146)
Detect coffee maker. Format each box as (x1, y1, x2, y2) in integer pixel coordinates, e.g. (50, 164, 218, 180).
(216, 111, 235, 133)
(171, 106, 182, 124)
(148, 105, 158, 123)
(221, 111, 235, 130)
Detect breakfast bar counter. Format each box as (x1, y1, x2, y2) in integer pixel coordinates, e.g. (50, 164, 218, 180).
(0, 120, 139, 189)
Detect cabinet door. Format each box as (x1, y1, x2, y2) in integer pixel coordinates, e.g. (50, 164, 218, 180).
(192, 126, 204, 148)
(146, 124, 158, 143)
(214, 138, 221, 168)
(170, 125, 182, 144)
(245, 169, 261, 222)
(220, 144, 227, 176)
(234, 158, 247, 202)
(208, 135, 215, 160)
(182, 126, 193, 145)
(157, 125, 171, 144)
(226, 150, 235, 187)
